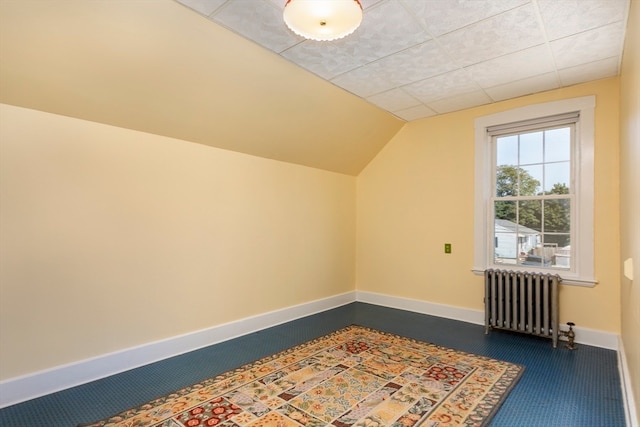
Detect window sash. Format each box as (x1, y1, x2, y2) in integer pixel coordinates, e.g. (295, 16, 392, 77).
(489, 121, 575, 272)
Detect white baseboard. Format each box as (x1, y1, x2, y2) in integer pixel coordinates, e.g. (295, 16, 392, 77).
(0, 292, 356, 409)
(567, 324, 619, 350)
(618, 336, 639, 427)
(356, 290, 485, 325)
(356, 290, 619, 350)
(0, 290, 628, 413)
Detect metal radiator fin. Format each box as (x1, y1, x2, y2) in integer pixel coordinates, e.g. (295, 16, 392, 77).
(484, 269, 561, 347)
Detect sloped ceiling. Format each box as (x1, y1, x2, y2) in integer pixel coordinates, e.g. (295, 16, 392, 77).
(0, 0, 403, 176)
(0, 0, 630, 175)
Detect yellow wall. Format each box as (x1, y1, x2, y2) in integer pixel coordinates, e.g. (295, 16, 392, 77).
(0, 52, 632, 409)
(620, 0, 640, 420)
(0, 80, 627, 393)
(357, 78, 621, 333)
(0, 104, 356, 380)
(0, 0, 404, 176)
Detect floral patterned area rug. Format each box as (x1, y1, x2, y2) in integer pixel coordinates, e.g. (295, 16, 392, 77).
(82, 325, 523, 427)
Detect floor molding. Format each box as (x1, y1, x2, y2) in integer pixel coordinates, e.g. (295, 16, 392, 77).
(618, 336, 639, 427)
(356, 290, 485, 325)
(356, 290, 620, 350)
(0, 291, 628, 412)
(0, 292, 356, 409)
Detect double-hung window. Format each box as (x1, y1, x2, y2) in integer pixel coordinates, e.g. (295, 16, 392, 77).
(473, 96, 596, 286)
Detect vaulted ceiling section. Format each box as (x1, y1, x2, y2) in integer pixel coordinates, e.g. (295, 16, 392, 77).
(0, 0, 629, 175)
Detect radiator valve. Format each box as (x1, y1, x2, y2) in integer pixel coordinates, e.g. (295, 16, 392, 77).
(559, 322, 577, 350)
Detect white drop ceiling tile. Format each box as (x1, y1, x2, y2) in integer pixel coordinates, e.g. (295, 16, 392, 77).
(558, 56, 619, 86)
(538, 0, 629, 41)
(438, 4, 544, 67)
(367, 88, 421, 112)
(176, 0, 227, 17)
(403, 69, 478, 104)
(333, 0, 430, 64)
(331, 63, 397, 98)
(176, 0, 629, 122)
(372, 40, 460, 87)
(403, 0, 529, 37)
(393, 104, 437, 122)
(550, 22, 625, 69)
(485, 72, 559, 101)
(212, 0, 300, 53)
(427, 90, 493, 114)
(466, 44, 555, 88)
(281, 41, 365, 79)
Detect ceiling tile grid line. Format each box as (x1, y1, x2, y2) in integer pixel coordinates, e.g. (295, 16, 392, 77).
(176, 0, 630, 122)
(528, 0, 563, 91)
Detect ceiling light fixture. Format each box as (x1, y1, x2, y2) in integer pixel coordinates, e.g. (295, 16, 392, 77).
(283, 0, 363, 42)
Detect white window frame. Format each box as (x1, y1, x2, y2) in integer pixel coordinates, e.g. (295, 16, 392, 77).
(473, 96, 596, 287)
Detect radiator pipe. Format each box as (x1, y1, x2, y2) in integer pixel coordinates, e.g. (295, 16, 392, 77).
(559, 322, 577, 350)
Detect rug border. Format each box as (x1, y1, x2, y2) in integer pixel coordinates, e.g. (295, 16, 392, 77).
(78, 324, 525, 427)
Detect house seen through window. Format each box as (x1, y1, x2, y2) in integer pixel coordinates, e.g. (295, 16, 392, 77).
(492, 122, 573, 270)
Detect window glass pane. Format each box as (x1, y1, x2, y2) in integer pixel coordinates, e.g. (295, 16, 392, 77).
(545, 127, 571, 162)
(517, 234, 540, 262)
(544, 199, 570, 233)
(544, 234, 571, 268)
(494, 208, 521, 263)
(518, 200, 541, 232)
(544, 234, 571, 249)
(520, 165, 542, 196)
(496, 166, 520, 197)
(494, 232, 518, 264)
(543, 197, 571, 269)
(496, 135, 518, 166)
(544, 162, 570, 193)
(495, 201, 516, 222)
(519, 131, 543, 165)
(521, 253, 548, 267)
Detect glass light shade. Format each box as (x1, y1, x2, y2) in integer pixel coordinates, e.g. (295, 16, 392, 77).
(283, 0, 363, 42)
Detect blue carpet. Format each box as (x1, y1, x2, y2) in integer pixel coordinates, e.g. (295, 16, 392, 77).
(0, 302, 626, 426)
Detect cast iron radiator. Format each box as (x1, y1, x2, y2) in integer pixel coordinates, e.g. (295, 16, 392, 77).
(484, 269, 561, 347)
